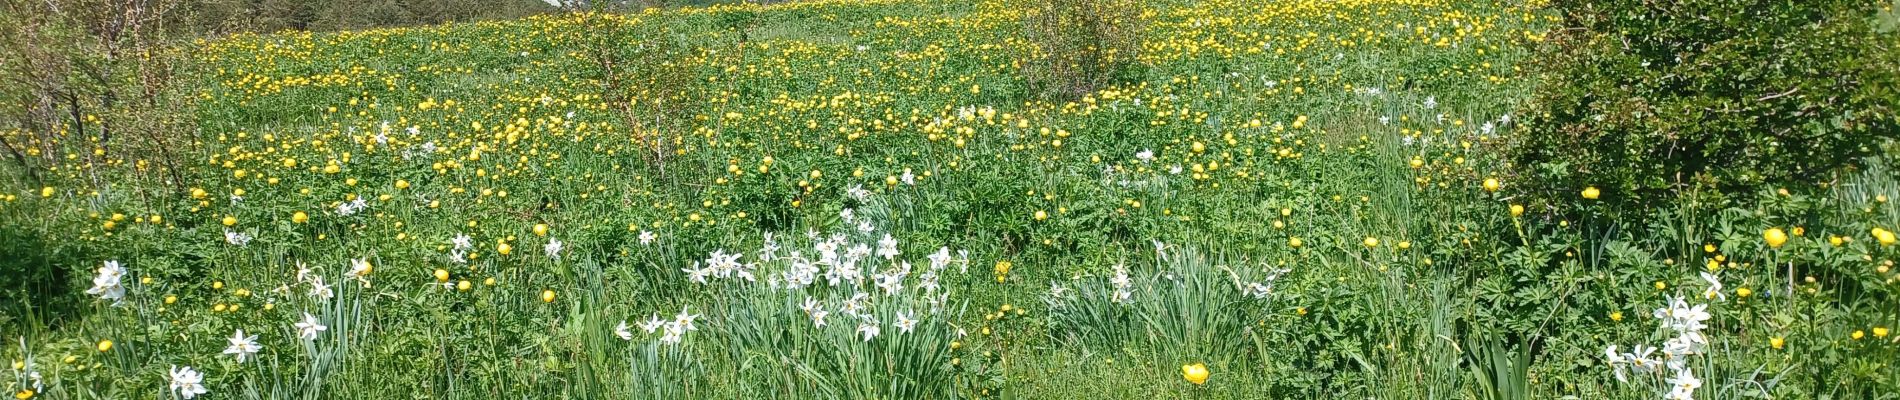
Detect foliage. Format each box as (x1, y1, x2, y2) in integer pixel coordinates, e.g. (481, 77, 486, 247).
(0, 0, 1895, 399)
(1511, 0, 1900, 215)
(1016, 0, 1146, 101)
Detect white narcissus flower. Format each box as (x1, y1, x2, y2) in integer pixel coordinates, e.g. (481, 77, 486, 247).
(544, 238, 564, 259)
(682, 263, 711, 285)
(1603, 345, 1627, 382)
(639, 313, 664, 334)
(856, 315, 881, 342)
(308, 277, 334, 301)
(1699, 272, 1725, 301)
(1625, 344, 1660, 374)
(614, 320, 633, 341)
(894, 310, 918, 334)
(168, 365, 208, 399)
(1665, 367, 1701, 400)
(659, 323, 684, 345)
(224, 329, 261, 363)
(875, 272, 904, 296)
(85, 260, 126, 303)
(673, 306, 700, 332)
(348, 258, 372, 276)
(876, 234, 900, 260)
(809, 307, 830, 328)
(223, 229, 253, 246)
(295, 313, 327, 340)
(638, 230, 657, 245)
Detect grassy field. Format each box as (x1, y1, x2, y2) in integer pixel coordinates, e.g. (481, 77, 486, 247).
(3, 0, 1897, 398)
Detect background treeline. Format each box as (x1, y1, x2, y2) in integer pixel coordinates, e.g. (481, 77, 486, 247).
(182, 0, 558, 34)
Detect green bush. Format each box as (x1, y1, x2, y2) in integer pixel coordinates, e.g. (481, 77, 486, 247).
(1511, 0, 1900, 213)
(1016, 0, 1146, 101)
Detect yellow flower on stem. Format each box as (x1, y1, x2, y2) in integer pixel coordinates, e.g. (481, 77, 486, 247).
(1763, 227, 1788, 248)
(1181, 363, 1209, 385)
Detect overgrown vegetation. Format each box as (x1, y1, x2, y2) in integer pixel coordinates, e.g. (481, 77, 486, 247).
(1511, 0, 1900, 214)
(1, 0, 1896, 399)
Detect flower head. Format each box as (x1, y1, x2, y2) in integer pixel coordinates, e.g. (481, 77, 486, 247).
(895, 310, 918, 334)
(614, 320, 633, 341)
(295, 313, 327, 340)
(1181, 363, 1209, 385)
(167, 365, 208, 399)
(85, 260, 127, 304)
(223, 330, 261, 363)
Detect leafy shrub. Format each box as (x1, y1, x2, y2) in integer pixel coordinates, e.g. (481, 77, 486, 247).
(1016, 0, 1146, 100)
(1510, 0, 1900, 213)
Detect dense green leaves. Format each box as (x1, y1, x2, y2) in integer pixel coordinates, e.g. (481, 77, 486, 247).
(1512, 0, 1900, 215)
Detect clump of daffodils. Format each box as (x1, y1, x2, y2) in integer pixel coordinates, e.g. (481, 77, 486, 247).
(657, 191, 966, 345)
(1605, 295, 1712, 400)
(623, 307, 700, 345)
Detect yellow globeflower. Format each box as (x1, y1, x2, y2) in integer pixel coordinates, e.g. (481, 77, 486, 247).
(1873, 228, 1896, 246)
(1362, 237, 1379, 248)
(498, 242, 513, 255)
(541, 289, 556, 303)
(1876, 327, 1891, 338)
(1509, 204, 1524, 217)
(15, 389, 31, 399)
(434, 269, 450, 282)
(1581, 186, 1601, 200)
(1770, 337, 1785, 350)
(1033, 210, 1048, 221)
(1481, 178, 1500, 192)
(1181, 363, 1209, 385)
(457, 280, 472, 291)
(994, 260, 1012, 276)
(1762, 227, 1788, 248)
(96, 339, 112, 353)
(533, 223, 549, 237)
(39, 187, 53, 198)
(292, 211, 309, 224)
(1288, 237, 1303, 248)
(190, 188, 207, 199)
(395, 179, 410, 190)
(221, 215, 237, 227)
